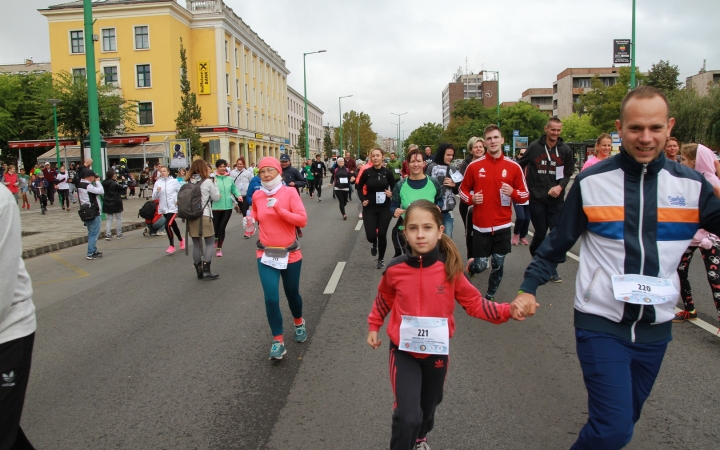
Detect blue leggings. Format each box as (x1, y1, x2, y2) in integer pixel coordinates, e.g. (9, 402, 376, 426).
(257, 258, 303, 337)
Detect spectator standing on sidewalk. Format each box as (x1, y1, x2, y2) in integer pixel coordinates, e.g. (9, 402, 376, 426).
(41, 162, 58, 206)
(517, 117, 574, 283)
(56, 165, 70, 211)
(0, 184, 38, 450)
(78, 171, 104, 260)
(2, 165, 19, 204)
(102, 169, 126, 240)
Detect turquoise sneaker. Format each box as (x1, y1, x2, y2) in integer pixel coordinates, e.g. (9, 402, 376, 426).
(269, 340, 286, 360)
(295, 320, 307, 343)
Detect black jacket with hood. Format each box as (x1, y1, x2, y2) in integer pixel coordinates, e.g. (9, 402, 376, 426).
(101, 178, 126, 214)
(425, 144, 460, 212)
(517, 135, 574, 205)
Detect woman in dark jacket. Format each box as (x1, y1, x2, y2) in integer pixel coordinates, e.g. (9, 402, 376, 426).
(330, 157, 355, 220)
(102, 169, 126, 239)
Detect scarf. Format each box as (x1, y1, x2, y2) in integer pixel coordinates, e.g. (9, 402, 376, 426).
(260, 174, 283, 195)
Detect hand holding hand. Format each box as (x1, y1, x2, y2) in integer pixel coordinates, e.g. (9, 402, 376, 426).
(510, 293, 540, 321)
(473, 191, 483, 205)
(367, 331, 381, 349)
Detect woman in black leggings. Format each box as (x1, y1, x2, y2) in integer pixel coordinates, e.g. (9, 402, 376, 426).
(212, 159, 240, 257)
(357, 148, 396, 269)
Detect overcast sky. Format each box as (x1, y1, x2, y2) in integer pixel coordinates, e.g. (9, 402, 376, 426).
(3, 0, 719, 137)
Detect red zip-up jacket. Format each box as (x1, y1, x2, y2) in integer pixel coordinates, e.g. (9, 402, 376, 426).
(368, 246, 511, 356)
(459, 154, 529, 233)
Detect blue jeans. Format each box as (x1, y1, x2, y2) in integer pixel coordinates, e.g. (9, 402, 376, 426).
(257, 259, 303, 337)
(86, 215, 101, 256)
(571, 329, 670, 450)
(441, 211, 453, 238)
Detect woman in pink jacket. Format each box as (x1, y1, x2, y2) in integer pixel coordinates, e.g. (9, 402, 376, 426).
(250, 157, 308, 360)
(675, 143, 720, 323)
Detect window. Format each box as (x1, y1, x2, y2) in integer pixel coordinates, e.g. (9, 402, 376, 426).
(246, 110, 249, 127)
(573, 78, 592, 88)
(103, 66, 118, 85)
(102, 28, 116, 52)
(138, 102, 153, 125)
(70, 30, 84, 54)
(601, 77, 617, 87)
(227, 107, 231, 124)
(244, 54, 247, 72)
(244, 84, 248, 100)
(72, 68, 86, 80)
(226, 74, 229, 94)
(134, 26, 149, 49)
(236, 79, 239, 98)
(225, 40, 228, 61)
(136, 64, 151, 87)
(237, 110, 241, 127)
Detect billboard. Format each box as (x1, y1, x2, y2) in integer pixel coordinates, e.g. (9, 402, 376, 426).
(169, 139, 189, 169)
(198, 61, 211, 94)
(614, 39, 631, 64)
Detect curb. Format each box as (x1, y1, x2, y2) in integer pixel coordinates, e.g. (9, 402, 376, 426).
(22, 222, 145, 259)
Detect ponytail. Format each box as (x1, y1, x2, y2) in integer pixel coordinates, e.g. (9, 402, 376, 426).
(439, 234, 464, 281)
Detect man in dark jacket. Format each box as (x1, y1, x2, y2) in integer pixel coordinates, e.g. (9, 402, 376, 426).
(311, 154, 327, 201)
(517, 117, 574, 282)
(279, 153, 306, 238)
(101, 169, 126, 240)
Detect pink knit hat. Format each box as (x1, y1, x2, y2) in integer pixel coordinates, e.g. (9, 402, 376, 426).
(258, 156, 282, 173)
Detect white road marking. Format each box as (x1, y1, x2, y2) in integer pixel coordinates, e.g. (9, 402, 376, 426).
(524, 230, 580, 262)
(674, 308, 720, 336)
(324, 262, 346, 294)
(355, 220, 363, 231)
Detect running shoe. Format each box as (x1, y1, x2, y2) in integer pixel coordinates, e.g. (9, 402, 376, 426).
(485, 295, 495, 302)
(295, 320, 307, 343)
(269, 340, 287, 360)
(519, 238, 530, 245)
(376, 259, 385, 270)
(180, 239, 186, 250)
(216, 249, 223, 257)
(550, 274, 563, 283)
(416, 439, 430, 450)
(116, 234, 124, 239)
(166, 245, 175, 254)
(343, 215, 347, 220)
(371, 243, 377, 257)
(104, 236, 112, 241)
(511, 234, 520, 245)
(156, 230, 166, 235)
(86, 253, 99, 260)
(673, 310, 697, 322)
(318, 197, 322, 202)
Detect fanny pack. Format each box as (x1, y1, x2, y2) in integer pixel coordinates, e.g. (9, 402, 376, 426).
(256, 240, 300, 257)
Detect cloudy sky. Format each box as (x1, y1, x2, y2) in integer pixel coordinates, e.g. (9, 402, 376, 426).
(3, 0, 719, 137)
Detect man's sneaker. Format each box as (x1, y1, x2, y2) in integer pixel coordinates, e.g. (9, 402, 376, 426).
(156, 230, 166, 235)
(87, 253, 99, 260)
(166, 245, 175, 254)
(376, 259, 385, 269)
(371, 243, 378, 257)
(485, 295, 495, 302)
(511, 234, 520, 245)
(550, 274, 563, 283)
(416, 439, 430, 450)
(295, 320, 307, 343)
(519, 237, 530, 245)
(116, 234, 125, 239)
(269, 340, 286, 360)
(673, 310, 698, 322)
(318, 197, 322, 202)
(104, 236, 112, 241)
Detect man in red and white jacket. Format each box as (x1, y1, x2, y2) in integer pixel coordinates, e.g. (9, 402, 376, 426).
(459, 124, 529, 300)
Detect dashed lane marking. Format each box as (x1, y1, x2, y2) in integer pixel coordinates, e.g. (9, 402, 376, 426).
(324, 262, 346, 295)
(355, 220, 363, 231)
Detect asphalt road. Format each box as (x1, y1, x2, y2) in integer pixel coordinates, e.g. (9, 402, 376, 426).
(20, 191, 720, 449)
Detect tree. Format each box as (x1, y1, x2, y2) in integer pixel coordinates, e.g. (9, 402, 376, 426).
(404, 123, 443, 154)
(498, 102, 548, 143)
(53, 70, 137, 142)
(561, 113, 600, 142)
(296, 120, 306, 155)
(333, 110, 377, 159)
(450, 98, 498, 123)
(705, 84, 720, 149)
(646, 60, 681, 93)
(668, 87, 711, 144)
(323, 127, 333, 158)
(175, 38, 203, 157)
(580, 67, 646, 133)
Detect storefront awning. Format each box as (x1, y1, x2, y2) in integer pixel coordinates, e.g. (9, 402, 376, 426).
(36, 143, 166, 164)
(8, 139, 77, 148)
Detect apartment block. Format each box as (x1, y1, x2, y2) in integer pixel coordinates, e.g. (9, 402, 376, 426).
(441, 68, 498, 128)
(519, 88, 553, 115)
(552, 68, 620, 118)
(287, 86, 324, 157)
(686, 70, 720, 97)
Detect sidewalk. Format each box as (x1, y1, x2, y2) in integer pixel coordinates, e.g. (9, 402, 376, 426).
(20, 195, 147, 259)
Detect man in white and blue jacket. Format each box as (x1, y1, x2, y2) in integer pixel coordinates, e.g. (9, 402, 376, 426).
(513, 86, 720, 450)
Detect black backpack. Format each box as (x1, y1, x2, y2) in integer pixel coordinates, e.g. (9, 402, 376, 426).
(138, 201, 156, 220)
(176, 182, 205, 220)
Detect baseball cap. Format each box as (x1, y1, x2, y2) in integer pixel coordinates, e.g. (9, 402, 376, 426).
(279, 154, 290, 162)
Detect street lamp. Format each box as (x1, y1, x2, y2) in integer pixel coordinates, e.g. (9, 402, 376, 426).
(630, 0, 637, 89)
(391, 112, 407, 159)
(47, 99, 62, 168)
(303, 50, 326, 159)
(339, 95, 353, 155)
(485, 71, 500, 126)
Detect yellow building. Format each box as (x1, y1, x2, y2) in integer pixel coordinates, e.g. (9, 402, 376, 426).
(40, 0, 291, 165)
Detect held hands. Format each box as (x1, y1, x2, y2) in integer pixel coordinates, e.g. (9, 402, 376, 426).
(472, 191, 483, 205)
(548, 186, 562, 198)
(367, 331, 381, 349)
(500, 182, 513, 196)
(393, 208, 405, 218)
(509, 293, 540, 321)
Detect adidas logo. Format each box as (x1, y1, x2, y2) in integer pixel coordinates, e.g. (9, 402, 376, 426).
(479, 168, 486, 173)
(2, 371, 15, 387)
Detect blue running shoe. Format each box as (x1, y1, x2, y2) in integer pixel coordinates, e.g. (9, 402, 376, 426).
(295, 320, 307, 343)
(269, 340, 286, 360)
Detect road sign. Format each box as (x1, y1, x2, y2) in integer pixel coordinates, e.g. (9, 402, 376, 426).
(503, 144, 510, 154)
(513, 130, 520, 137)
(280, 145, 285, 151)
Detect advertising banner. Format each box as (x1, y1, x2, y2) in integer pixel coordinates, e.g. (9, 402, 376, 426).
(614, 39, 631, 64)
(169, 139, 189, 168)
(198, 61, 211, 94)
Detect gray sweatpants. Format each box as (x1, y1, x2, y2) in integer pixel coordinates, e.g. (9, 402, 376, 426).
(106, 212, 123, 237)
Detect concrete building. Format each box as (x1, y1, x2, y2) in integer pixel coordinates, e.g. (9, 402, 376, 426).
(0, 59, 52, 74)
(519, 88, 553, 115)
(552, 68, 620, 118)
(287, 86, 324, 158)
(686, 70, 720, 97)
(40, 0, 292, 165)
(441, 67, 498, 128)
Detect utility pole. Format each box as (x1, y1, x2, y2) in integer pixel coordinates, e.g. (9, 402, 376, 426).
(630, 0, 637, 89)
(390, 112, 407, 160)
(83, 0, 102, 176)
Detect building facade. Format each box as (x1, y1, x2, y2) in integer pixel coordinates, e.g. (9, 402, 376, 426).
(0, 59, 52, 74)
(552, 68, 620, 118)
(441, 68, 498, 128)
(686, 70, 720, 97)
(40, 0, 295, 165)
(519, 88, 553, 115)
(287, 86, 324, 158)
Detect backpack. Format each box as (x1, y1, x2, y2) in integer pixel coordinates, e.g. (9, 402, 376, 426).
(176, 181, 205, 220)
(138, 201, 156, 220)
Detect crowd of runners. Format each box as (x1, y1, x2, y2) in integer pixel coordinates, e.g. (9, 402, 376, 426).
(4, 86, 720, 450)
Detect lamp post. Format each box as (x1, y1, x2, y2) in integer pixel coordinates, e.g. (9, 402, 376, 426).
(390, 112, 407, 159)
(47, 99, 62, 168)
(630, 0, 637, 89)
(338, 95, 353, 155)
(83, 0, 102, 177)
(303, 50, 326, 159)
(485, 70, 500, 126)
(357, 124, 360, 160)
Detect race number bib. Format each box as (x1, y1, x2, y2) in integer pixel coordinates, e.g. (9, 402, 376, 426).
(399, 316, 449, 355)
(375, 192, 387, 203)
(394, 168, 401, 174)
(450, 171, 464, 183)
(339, 177, 348, 184)
(555, 165, 564, 180)
(500, 190, 511, 206)
(611, 274, 678, 305)
(261, 248, 289, 269)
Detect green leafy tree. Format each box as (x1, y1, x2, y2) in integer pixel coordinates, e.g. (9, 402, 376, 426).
(646, 60, 681, 93)
(498, 102, 548, 143)
(404, 122, 443, 154)
(668, 87, 711, 144)
(705, 84, 720, 148)
(296, 120, 307, 155)
(333, 110, 377, 159)
(561, 113, 600, 142)
(580, 67, 646, 133)
(441, 117, 487, 152)
(53, 70, 137, 142)
(450, 98, 498, 123)
(175, 38, 203, 156)
(323, 126, 333, 158)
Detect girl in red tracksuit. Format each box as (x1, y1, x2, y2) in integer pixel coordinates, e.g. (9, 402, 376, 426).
(367, 199, 526, 450)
